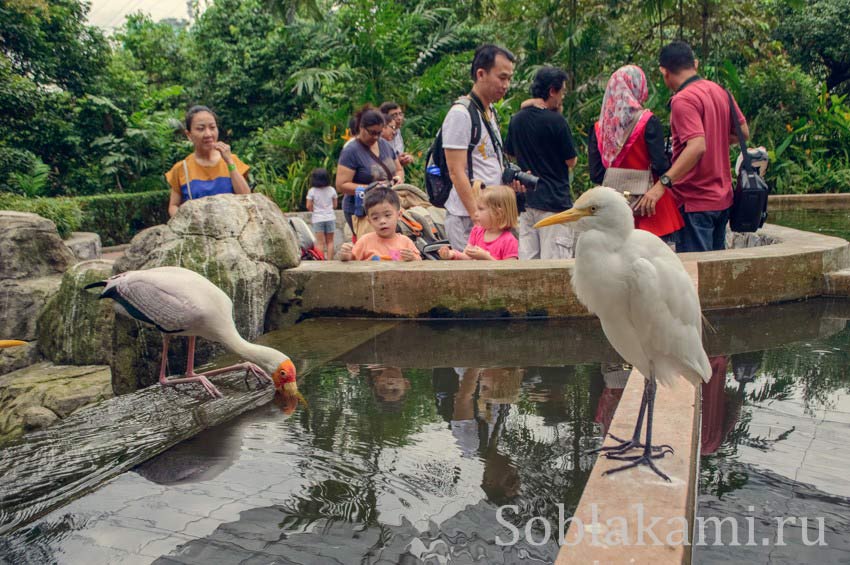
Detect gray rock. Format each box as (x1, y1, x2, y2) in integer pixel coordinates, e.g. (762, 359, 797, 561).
(0, 362, 111, 442)
(21, 406, 58, 430)
(0, 341, 40, 377)
(0, 276, 63, 340)
(36, 260, 115, 365)
(64, 232, 102, 261)
(109, 194, 300, 394)
(0, 211, 75, 280)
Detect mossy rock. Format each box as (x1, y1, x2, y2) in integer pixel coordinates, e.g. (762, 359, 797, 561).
(108, 193, 300, 394)
(36, 260, 116, 365)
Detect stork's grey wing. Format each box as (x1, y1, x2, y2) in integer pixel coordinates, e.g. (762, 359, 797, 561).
(117, 277, 197, 333)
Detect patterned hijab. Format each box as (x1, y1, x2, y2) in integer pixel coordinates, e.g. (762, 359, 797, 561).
(598, 65, 649, 168)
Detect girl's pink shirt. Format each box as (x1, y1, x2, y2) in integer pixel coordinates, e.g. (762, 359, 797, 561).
(467, 225, 518, 260)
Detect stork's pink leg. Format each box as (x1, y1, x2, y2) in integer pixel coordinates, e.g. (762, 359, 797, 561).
(183, 336, 270, 390)
(158, 335, 223, 399)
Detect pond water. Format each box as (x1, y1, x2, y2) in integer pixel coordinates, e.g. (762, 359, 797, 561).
(1, 301, 850, 564)
(770, 209, 850, 242)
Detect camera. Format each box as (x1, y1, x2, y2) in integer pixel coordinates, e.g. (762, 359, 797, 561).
(502, 163, 539, 190)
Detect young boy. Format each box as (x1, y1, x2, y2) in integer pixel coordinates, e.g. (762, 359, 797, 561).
(340, 186, 421, 261)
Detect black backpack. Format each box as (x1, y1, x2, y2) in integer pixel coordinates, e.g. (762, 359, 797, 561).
(424, 98, 482, 207)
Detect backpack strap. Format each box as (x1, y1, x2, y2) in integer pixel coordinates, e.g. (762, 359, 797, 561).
(453, 97, 481, 182)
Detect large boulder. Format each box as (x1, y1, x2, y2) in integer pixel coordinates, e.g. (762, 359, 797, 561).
(37, 260, 116, 365)
(110, 193, 300, 394)
(0, 212, 75, 342)
(0, 211, 74, 279)
(0, 276, 63, 340)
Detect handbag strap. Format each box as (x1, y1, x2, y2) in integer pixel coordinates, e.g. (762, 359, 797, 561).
(726, 90, 755, 175)
(358, 139, 394, 181)
(182, 159, 193, 199)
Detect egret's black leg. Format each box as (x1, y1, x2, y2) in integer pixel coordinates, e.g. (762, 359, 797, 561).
(587, 379, 673, 455)
(604, 378, 672, 482)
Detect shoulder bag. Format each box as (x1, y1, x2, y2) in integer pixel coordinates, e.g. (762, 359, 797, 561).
(726, 90, 769, 233)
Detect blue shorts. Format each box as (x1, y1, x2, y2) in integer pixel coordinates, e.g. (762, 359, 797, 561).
(312, 220, 335, 234)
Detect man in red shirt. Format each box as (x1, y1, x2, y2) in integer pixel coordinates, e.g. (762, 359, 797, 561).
(639, 41, 750, 252)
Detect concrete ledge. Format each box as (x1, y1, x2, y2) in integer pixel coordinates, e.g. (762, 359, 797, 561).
(556, 370, 699, 563)
(825, 269, 850, 297)
(768, 192, 850, 211)
(271, 224, 849, 320)
(693, 224, 849, 310)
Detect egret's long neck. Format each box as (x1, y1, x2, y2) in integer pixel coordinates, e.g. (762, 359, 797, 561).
(216, 327, 285, 374)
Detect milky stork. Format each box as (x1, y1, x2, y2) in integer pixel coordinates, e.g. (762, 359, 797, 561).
(85, 266, 299, 401)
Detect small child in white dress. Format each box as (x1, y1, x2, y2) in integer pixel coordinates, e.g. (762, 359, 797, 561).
(306, 168, 338, 259)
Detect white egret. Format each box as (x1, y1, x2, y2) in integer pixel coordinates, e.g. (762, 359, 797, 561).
(535, 186, 710, 480)
(85, 266, 300, 402)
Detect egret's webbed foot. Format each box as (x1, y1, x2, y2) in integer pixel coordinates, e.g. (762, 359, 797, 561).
(603, 451, 672, 482)
(587, 433, 674, 456)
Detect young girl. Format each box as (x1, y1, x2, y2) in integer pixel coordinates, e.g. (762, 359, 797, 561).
(439, 185, 519, 260)
(305, 168, 338, 259)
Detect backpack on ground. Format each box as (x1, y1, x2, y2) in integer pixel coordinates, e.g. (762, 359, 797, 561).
(288, 216, 325, 260)
(424, 98, 482, 207)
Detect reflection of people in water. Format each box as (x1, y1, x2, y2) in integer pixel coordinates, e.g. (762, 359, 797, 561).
(701, 355, 757, 455)
(433, 367, 524, 504)
(594, 363, 630, 436)
(365, 365, 411, 411)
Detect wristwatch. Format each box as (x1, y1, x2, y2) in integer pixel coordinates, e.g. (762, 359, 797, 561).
(659, 174, 673, 188)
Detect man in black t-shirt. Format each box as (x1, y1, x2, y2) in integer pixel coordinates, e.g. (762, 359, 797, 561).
(504, 67, 578, 259)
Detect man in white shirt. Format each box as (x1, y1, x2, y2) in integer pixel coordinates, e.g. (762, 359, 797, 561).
(440, 44, 515, 250)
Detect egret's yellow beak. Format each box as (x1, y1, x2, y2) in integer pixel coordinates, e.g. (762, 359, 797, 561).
(0, 340, 26, 349)
(534, 207, 591, 228)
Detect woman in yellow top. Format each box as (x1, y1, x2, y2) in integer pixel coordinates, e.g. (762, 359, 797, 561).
(165, 105, 251, 217)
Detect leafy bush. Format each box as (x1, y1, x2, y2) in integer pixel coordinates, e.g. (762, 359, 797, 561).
(76, 190, 170, 246)
(739, 57, 818, 144)
(0, 194, 83, 238)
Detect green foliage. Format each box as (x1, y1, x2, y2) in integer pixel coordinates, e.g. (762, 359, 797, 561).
(0, 194, 83, 238)
(9, 158, 51, 198)
(3, 0, 850, 212)
(76, 190, 170, 246)
(774, 0, 850, 92)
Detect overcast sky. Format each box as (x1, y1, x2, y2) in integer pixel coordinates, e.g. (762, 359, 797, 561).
(86, 0, 202, 30)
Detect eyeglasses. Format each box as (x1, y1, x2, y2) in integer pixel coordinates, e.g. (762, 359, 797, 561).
(389, 111, 404, 118)
(365, 128, 383, 137)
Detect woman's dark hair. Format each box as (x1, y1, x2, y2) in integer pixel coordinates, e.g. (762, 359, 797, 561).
(659, 41, 696, 74)
(354, 105, 385, 131)
(185, 105, 218, 130)
(471, 44, 515, 81)
(530, 66, 568, 100)
(310, 167, 331, 187)
(347, 116, 358, 136)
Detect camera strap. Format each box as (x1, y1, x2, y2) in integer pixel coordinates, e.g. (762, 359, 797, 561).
(469, 91, 505, 169)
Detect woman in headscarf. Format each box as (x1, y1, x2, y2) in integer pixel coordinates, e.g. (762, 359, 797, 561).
(588, 65, 683, 241)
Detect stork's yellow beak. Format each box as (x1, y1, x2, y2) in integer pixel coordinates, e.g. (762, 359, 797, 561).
(0, 340, 26, 348)
(534, 207, 591, 228)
